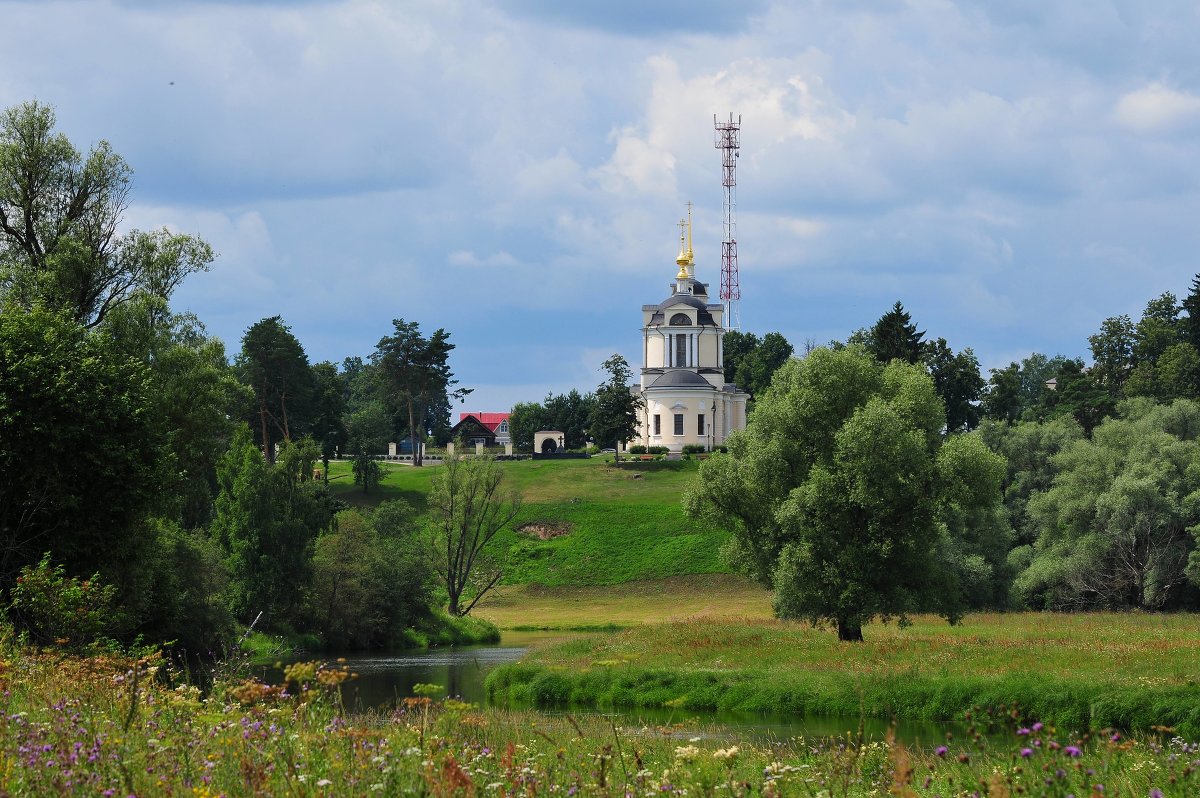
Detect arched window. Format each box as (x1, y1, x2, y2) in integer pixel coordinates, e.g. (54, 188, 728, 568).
(669, 313, 690, 326)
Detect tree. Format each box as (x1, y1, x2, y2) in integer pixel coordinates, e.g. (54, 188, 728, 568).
(543, 390, 596, 450)
(345, 401, 390, 493)
(309, 361, 347, 481)
(0, 101, 211, 328)
(210, 428, 334, 626)
(923, 338, 984, 432)
(722, 330, 759, 384)
(734, 332, 795, 398)
(1016, 399, 1200, 610)
(507, 401, 548, 452)
(1182, 274, 1200, 352)
(1039, 359, 1115, 436)
(236, 316, 314, 462)
(868, 301, 925, 364)
(982, 363, 1024, 424)
(588, 354, 644, 462)
(426, 456, 521, 616)
(686, 346, 1005, 641)
(308, 506, 431, 648)
(374, 319, 470, 466)
(1088, 314, 1136, 398)
(0, 306, 163, 586)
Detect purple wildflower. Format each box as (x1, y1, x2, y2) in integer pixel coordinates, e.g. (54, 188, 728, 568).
(935, 746, 948, 757)
(1065, 746, 1082, 758)
(1021, 748, 1034, 758)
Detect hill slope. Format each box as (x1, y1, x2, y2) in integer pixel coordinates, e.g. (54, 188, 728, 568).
(326, 457, 732, 586)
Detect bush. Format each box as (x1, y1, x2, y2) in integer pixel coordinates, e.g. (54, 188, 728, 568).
(8, 553, 117, 648)
(628, 445, 647, 455)
(648, 446, 670, 455)
(682, 444, 707, 454)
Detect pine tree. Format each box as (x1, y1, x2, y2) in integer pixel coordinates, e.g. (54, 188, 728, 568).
(868, 301, 925, 364)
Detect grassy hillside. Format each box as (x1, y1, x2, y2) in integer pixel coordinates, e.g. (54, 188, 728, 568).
(324, 457, 731, 586)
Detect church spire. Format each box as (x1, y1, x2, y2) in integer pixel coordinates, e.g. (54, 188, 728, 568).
(676, 217, 689, 279)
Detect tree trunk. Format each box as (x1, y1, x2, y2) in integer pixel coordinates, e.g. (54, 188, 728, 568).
(407, 397, 421, 467)
(837, 619, 864, 642)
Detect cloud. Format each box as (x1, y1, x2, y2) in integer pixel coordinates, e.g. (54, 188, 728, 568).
(495, 0, 769, 36)
(1114, 82, 1200, 133)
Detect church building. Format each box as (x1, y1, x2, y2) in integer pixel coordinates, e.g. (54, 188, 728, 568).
(629, 210, 749, 453)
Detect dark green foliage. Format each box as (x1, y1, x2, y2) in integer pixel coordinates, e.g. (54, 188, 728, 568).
(346, 400, 390, 493)
(867, 301, 925, 364)
(721, 330, 795, 398)
(1039, 359, 1115, 435)
(507, 391, 596, 452)
(923, 337, 984, 431)
(307, 508, 432, 648)
(1182, 274, 1200, 352)
(309, 361, 347, 480)
(507, 401, 543, 452)
(210, 427, 335, 628)
(0, 306, 162, 585)
(374, 319, 469, 466)
(588, 354, 644, 456)
(236, 316, 314, 462)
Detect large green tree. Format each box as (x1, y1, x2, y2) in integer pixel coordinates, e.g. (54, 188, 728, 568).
(588, 354, 644, 461)
(923, 337, 984, 432)
(374, 319, 469, 466)
(210, 428, 335, 627)
(0, 306, 163, 585)
(686, 346, 1006, 640)
(236, 316, 314, 463)
(0, 101, 211, 328)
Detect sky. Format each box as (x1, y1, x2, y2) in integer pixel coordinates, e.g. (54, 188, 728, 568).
(3, 0, 1200, 414)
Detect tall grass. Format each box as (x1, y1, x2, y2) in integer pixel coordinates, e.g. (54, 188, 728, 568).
(2, 640, 1198, 796)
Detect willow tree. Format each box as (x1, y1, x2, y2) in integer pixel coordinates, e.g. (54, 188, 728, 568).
(686, 345, 1006, 641)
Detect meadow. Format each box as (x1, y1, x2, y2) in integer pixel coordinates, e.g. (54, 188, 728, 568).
(2, 639, 1198, 797)
(486, 613, 1200, 739)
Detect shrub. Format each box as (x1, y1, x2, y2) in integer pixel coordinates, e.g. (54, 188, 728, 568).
(682, 444, 707, 454)
(8, 553, 117, 648)
(628, 445, 647, 454)
(648, 446, 670, 455)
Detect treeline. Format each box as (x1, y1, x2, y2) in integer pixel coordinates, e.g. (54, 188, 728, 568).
(0, 101, 494, 655)
(801, 291, 1200, 616)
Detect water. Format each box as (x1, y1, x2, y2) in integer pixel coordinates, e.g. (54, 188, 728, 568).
(270, 632, 965, 746)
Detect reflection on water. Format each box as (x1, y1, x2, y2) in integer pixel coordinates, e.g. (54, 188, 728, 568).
(267, 631, 964, 746)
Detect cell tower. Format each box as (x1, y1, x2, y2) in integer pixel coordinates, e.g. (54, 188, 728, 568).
(714, 113, 741, 330)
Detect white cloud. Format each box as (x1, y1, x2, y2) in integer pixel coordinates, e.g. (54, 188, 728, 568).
(1114, 82, 1200, 133)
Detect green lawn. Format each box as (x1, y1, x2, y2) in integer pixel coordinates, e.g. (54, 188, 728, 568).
(325, 457, 731, 586)
(486, 611, 1200, 735)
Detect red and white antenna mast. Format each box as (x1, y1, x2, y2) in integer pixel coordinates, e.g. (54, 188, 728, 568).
(714, 113, 741, 330)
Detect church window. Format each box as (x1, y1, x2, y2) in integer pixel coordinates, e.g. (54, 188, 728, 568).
(697, 414, 705, 435)
(673, 414, 684, 435)
(675, 335, 687, 367)
(653, 414, 661, 435)
(669, 313, 690, 326)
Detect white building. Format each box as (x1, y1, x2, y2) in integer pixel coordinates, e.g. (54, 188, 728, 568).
(629, 214, 749, 453)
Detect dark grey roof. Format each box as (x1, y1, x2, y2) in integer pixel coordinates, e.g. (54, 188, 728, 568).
(648, 294, 718, 326)
(648, 370, 713, 388)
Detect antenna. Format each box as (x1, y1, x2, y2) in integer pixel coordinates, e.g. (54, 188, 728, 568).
(714, 113, 741, 330)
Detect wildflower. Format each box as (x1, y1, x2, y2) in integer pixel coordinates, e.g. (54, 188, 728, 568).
(935, 746, 948, 757)
(1065, 746, 1082, 758)
(1021, 748, 1034, 758)
(1032, 722, 1044, 732)
(1017, 727, 1031, 736)
(1111, 733, 1121, 743)
(674, 745, 700, 762)
(713, 746, 740, 761)
(1149, 789, 1163, 798)
(317, 778, 332, 787)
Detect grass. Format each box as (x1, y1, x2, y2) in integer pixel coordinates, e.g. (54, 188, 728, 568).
(325, 457, 731, 586)
(3, 640, 1199, 797)
(475, 574, 772, 630)
(486, 612, 1200, 737)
